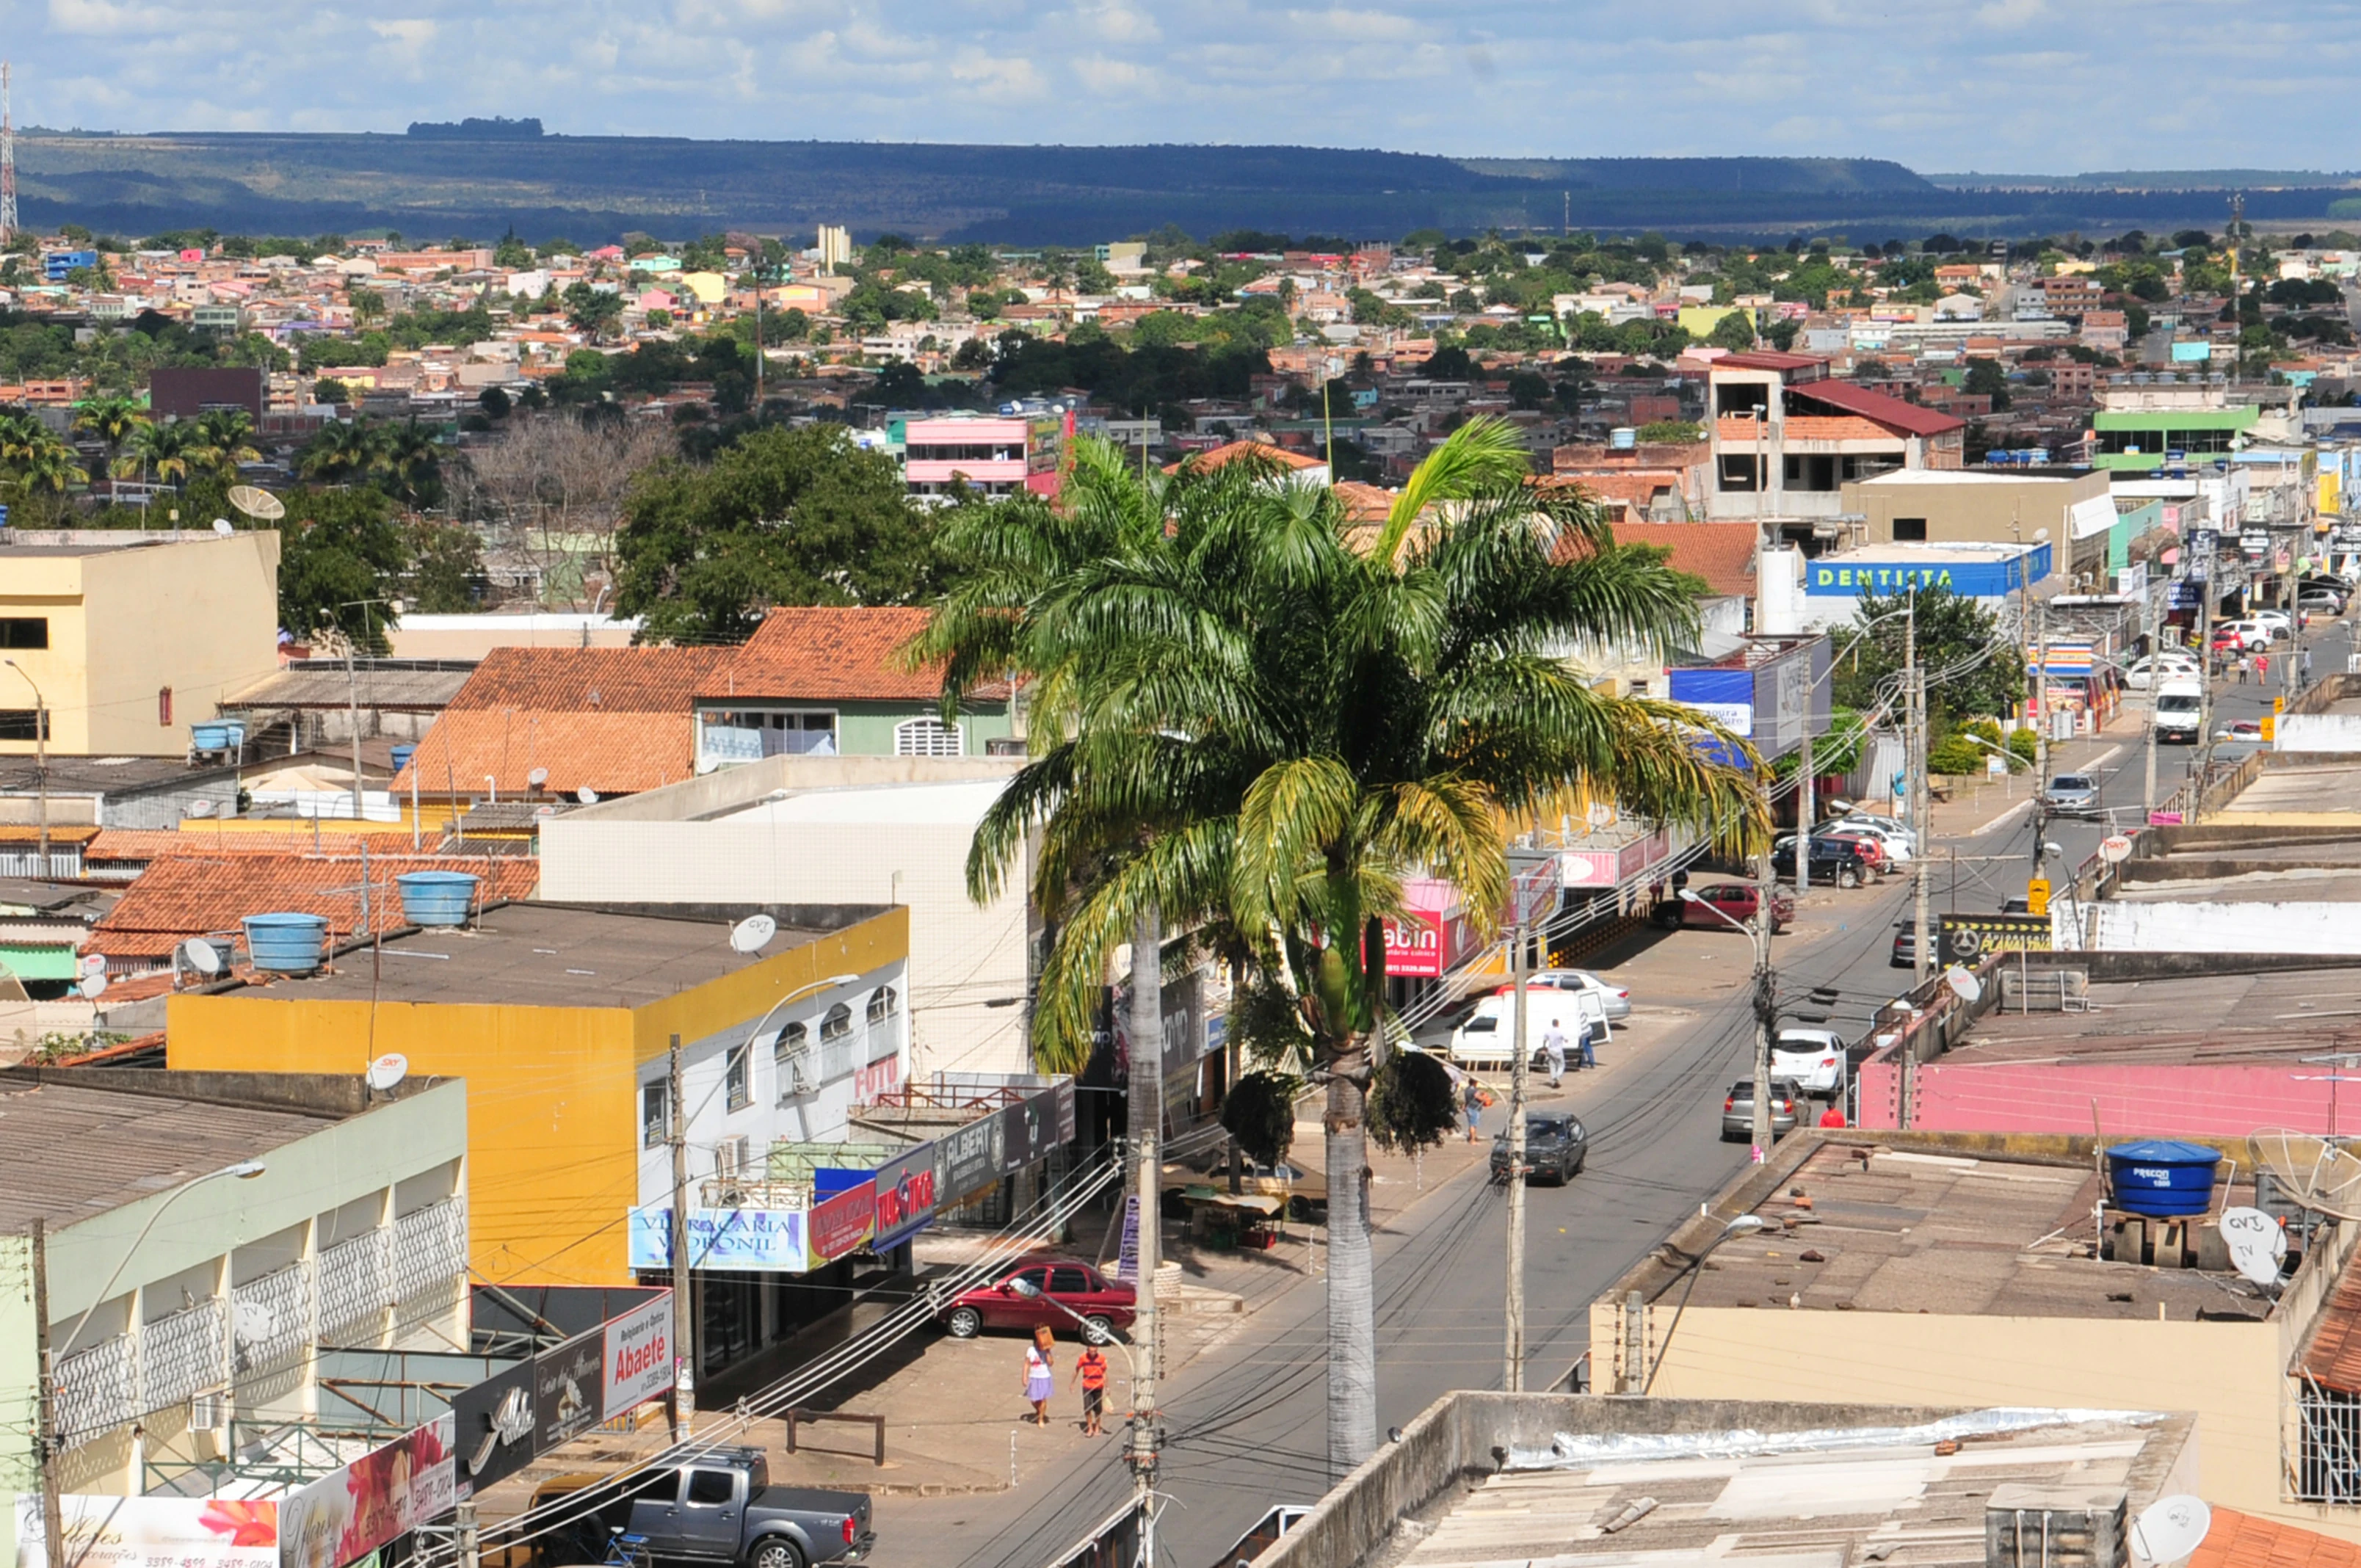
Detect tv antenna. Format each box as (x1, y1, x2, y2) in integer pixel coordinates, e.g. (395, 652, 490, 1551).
(2249, 1129, 2361, 1221)
(181, 937, 224, 976)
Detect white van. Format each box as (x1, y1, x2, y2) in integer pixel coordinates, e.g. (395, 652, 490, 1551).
(1448, 987, 1609, 1070)
(2154, 678, 2203, 744)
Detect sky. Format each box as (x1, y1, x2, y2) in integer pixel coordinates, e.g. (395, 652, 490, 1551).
(15, 0, 2361, 173)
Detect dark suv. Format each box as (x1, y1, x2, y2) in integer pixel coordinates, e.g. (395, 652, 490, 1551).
(1489, 1111, 1588, 1185)
(538, 1449, 873, 1568)
(1773, 836, 1871, 888)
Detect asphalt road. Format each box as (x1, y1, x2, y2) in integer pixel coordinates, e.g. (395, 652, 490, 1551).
(906, 607, 2356, 1568)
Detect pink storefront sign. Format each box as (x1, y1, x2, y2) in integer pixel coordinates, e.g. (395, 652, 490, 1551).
(1374, 879, 1468, 979)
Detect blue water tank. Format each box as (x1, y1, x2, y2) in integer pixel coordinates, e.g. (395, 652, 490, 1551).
(2107, 1140, 2222, 1217)
(390, 743, 416, 774)
(395, 871, 478, 928)
(243, 912, 329, 973)
(191, 721, 247, 753)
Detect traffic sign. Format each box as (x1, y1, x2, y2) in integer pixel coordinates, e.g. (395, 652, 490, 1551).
(2274, 696, 2286, 715)
(2263, 714, 2277, 742)
(2026, 877, 2051, 918)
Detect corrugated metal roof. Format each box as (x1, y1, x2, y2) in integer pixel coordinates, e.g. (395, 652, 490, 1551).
(222, 666, 472, 711)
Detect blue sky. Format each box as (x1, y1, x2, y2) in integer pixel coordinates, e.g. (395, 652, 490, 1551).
(15, 0, 2358, 172)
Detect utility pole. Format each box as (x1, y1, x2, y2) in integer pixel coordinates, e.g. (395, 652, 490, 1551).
(2031, 590, 2053, 882)
(1503, 905, 1528, 1390)
(2196, 542, 2219, 821)
(7, 659, 46, 875)
(2142, 579, 2161, 823)
(348, 631, 365, 825)
(1796, 730, 1813, 895)
(1125, 907, 1163, 1566)
(1749, 841, 1777, 1159)
(1907, 592, 1934, 979)
(32, 1219, 65, 1568)
(667, 1032, 694, 1439)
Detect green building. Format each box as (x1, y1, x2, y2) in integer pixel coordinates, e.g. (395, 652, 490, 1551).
(2090, 407, 2259, 472)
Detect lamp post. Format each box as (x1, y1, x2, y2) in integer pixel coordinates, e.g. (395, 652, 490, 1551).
(4, 658, 46, 874)
(1680, 888, 1775, 1158)
(1004, 1277, 1153, 1564)
(667, 970, 858, 1440)
(1642, 1213, 1766, 1393)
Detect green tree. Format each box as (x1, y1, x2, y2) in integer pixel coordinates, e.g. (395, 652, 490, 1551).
(277, 487, 411, 653)
(115, 419, 196, 484)
(72, 394, 146, 476)
(1708, 309, 1758, 350)
(612, 424, 960, 643)
(297, 419, 390, 486)
(493, 231, 534, 269)
(1963, 358, 2012, 410)
(407, 520, 487, 611)
(917, 421, 1762, 1473)
(1831, 585, 2024, 726)
(562, 282, 624, 343)
(190, 409, 262, 482)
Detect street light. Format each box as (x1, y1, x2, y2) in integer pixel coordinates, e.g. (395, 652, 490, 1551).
(1680, 888, 1777, 1156)
(1643, 1213, 1766, 1393)
(4, 658, 47, 874)
(54, 1160, 267, 1365)
(1004, 1277, 1154, 1561)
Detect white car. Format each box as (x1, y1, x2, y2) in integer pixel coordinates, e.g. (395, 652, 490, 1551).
(2249, 609, 2292, 635)
(1769, 1027, 1848, 1096)
(1821, 817, 1913, 863)
(1493, 968, 1632, 1021)
(1448, 988, 1609, 1069)
(2214, 620, 2275, 651)
(2122, 653, 2200, 690)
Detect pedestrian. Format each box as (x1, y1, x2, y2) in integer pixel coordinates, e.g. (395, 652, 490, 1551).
(2257, 653, 2271, 683)
(1576, 1019, 1598, 1071)
(1540, 1017, 1568, 1086)
(1462, 1074, 1486, 1142)
(2305, 647, 2316, 684)
(1071, 1341, 1109, 1436)
(1023, 1326, 1054, 1427)
(1818, 1103, 1848, 1130)
(2235, 654, 2248, 685)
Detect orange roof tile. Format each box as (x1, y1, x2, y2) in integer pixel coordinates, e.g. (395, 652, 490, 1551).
(1332, 481, 1396, 525)
(443, 646, 728, 714)
(86, 828, 380, 864)
(2300, 1250, 2361, 1393)
(1559, 520, 1759, 599)
(2191, 1509, 2361, 1568)
(391, 708, 695, 796)
(1163, 440, 1327, 476)
(711, 605, 989, 703)
(85, 852, 540, 962)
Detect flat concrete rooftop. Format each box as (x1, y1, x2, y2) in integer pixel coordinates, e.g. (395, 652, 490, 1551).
(1945, 965, 2361, 1064)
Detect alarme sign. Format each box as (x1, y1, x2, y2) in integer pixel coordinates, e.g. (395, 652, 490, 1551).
(601, 1293, 672, 1420)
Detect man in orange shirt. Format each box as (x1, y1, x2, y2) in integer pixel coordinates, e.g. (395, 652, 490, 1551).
(1072, 1343, 1110, 1436)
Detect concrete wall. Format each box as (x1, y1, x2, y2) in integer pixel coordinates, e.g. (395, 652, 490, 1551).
(2087, 900, 2361, 954)
(1858, 1059, 2361, 1136)
(564, 752, 1021, 824)
(2276, 714, 2361, 754)
(1841, 471, 2111, 547)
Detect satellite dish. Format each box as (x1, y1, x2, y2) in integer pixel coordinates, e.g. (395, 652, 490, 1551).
(185, 799, 214, 819)
(228, 485, 286, 522)
(576, 786, 600, 805)
(79, 972, 108, 1001)
(79, 952, 106, 978)
(534, 804, 555, 819)
(527, 766, 550, 789)
(2130, 1495, 2212, 1567)
(366, 1052, 410, 1092)
(231, 1297, 278, 1348)
(2249, 1130, 2361, 1222)
(729, 914, 778, 954)
(183, 938, 224, 976)
(211, 518, 235, 537)
(1943, 965, 1982, 1003)
(2219, 1206, 2288, 1286)
(2100, 834, 2135, 863)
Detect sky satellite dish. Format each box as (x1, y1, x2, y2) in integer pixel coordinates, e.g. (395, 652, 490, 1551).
(366, 1053, 410, 1092)
(528, 766, 550, 790)
(211, 518, 235, 537)
(185, 799, 214, 818)
(228, 485, 286, 522)
(2130, 1495, 2212, 1567)
(183, 937, 223, 976)
(729, 914, 777, 954)
(2100, 834, 2135, 863)
(2249, 1130, 2361, 1222)
(2219, 1207, 2288, 1287)
(231, 1297, 278, 1349)
(576, 786, 600, 805)
(1943, 965, 1982, 1004)
(79, 972, 108, 1001)
(79, 952, 105, 978)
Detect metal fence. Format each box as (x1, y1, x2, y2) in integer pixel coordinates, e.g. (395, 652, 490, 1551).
(2295, 1373, 2361, 1503)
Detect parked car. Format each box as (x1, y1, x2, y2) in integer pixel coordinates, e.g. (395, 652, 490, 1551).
(1890, 919, 1921, 968)
(2213, 620, 2275, 652)
(2249, 609, 2292, 636)
(2214, 718, 2265, 744)
(1721, 1078, 1806, 1141)
(2122, 653, 2200, 690)
(1683, 882, 1795, 932)
(1822, 816, 1914, 862)
(1492, 968, 1632, 1021)
(2300, 589, 2346, 617)
(938, 1259, 1136, 1343)
(1451, 987, 1609, 1070)
(534, 1449, 874, 1568)
(1770, 1028, 1847, 1096)
(2042, 772, 2103, 818)
(1816, 827, 1890, 871)
(1489, 1111, 1589, 1185)
(1771, 836, 1870, 889)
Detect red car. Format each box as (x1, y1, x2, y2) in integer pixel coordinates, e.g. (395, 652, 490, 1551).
(938, 1258, 1136, 1343)
(1682, 882, 1795, 934)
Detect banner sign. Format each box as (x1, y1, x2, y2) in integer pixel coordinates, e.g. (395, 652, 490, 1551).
(935, 1112, 1005, 1205)
(533, 1331, 607, 1451)
(601, 1293, 675, 1420)
(278, 1417, 454, 1568)
(808, 1179, 877, 1264)
(870, 1140, 940, 1251)
(1805, 545, 2049, 598)
(1667, 667, 1754, 736)
(19, 1496, 276, 1568)
(451, 1359, 537, 1500)
(1936, 912, 2054, 963)
(627, 1205, 809, 1273)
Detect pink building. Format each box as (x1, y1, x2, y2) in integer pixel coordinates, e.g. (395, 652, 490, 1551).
(904, 414, 1064, 499)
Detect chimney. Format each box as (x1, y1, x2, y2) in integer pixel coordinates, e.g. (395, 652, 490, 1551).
(1987, 1487, 2127, 1568)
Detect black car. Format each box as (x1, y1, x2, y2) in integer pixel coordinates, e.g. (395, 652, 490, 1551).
(1490, 1111, 1588, 1185)
(1773, 835, 1871, 889)
(540, 1449, 874, 1568)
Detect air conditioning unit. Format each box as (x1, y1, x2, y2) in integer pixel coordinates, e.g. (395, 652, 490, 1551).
(189, 1392, 230, 1461)
(714, 1137, 750, 1180)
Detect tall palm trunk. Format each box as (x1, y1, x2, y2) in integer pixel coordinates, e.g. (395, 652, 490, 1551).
(1126, 903, 1162, 1456)
(1324, 1038, 1376, 1476)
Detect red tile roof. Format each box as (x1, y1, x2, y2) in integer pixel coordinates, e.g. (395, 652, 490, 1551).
(708, 606, 951, 702)
(1582, 520, 1759, 598)
(87, 828, 382, 865)
(1713, 350, 1827, 374)
(2299, 1249, 2361, 1393)
(85, 852, 540, 962)
(443, 646, 728, 713)
(1164, 440, 1327, 475)
(392, 708, 696, 797)
(2191, 1509, 2361, 1568)
(1332, 480, 1396, 524)
(1788, 380, 1968, 438)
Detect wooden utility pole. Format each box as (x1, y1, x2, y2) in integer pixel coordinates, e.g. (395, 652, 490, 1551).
(33, 1219, 65, 1568)
(1125, 907, 1163, 1568)
(1503, 909, 1528, 1390)
(668, 1032, 694, 1437)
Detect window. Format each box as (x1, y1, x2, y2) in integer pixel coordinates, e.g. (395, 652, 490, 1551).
(724, 1043, 749, 1111)
(867, 986, 898, 1025)
(1048, 1266, 1090, 1294)
(642, 1081, 667, 1147)
(895, 717, 965, 757)
(699, 708, 837, 762)
(1718, 455, 1760, 493)
(1890, 517, 1928, 542)
(1012, 1266, 1051, 1293)
(0, 619, 48, 650)
(771, 1020, 807, 1071)
(685, 1470, 736, 1506)
(821, 1003, 854, 1041)
(0, 710, 47, 741)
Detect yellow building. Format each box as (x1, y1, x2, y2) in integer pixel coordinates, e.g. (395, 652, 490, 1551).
(166, 899, 909, 1289)
(0, 529, 280, 757)
(1678, 304, 1752, 340)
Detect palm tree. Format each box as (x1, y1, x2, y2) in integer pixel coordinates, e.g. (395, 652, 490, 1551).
(72, 394, 147, 476)
(381, 421, 443, 509)
(925, 420, 1764, 1474)
(1, 427, 85, 500)
(190, 408, 262, 482)
(298, 418, 390, 485)
(115, 419, 196, 485)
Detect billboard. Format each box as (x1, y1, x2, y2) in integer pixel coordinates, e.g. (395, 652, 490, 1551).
(278, 1417, 454, 1568)
(870, 1140, 940, 1252)
(1666, 667, 1753, 736)
(451, 1359, 537, 1500)
(628, 1205, 809, 1272)
(601, 1293, 674, 1420)
(1804, 545, 2050, 600)
(808, 1179, 877, 1265)
(1936, 912, 2053, 963)
(533, 1331, 607, 1451)
(19, 1496, 276, 1568)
